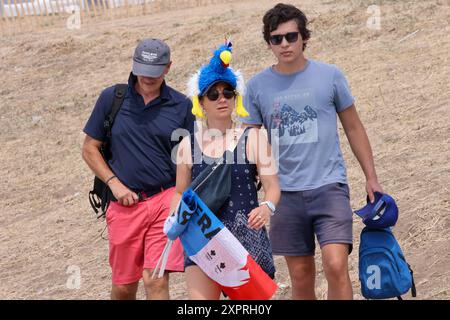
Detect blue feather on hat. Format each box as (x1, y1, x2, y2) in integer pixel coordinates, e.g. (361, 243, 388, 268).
(198, 43, 236, 95)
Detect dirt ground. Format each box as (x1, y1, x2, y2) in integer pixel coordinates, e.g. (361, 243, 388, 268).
(0, 0, 449, 300)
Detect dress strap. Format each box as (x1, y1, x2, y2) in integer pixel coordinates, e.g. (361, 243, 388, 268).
(190, 133, 203, 166)
(233, 126, 254, 165)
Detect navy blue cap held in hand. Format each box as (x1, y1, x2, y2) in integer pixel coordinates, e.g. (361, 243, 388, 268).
(354, 192, 398, 229)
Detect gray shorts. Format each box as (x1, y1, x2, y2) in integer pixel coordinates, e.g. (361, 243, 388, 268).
(269, 182, 353, 256)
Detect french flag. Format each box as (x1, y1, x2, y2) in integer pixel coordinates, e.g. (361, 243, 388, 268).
(163, 188, 277, 300)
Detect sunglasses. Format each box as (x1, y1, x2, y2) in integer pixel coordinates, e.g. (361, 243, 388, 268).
(205, 87, 236, 101)
(269, 32, 300, 45)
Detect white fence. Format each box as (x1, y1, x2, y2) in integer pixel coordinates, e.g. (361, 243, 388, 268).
(0, 0, 232, 34)
(0, 0, 157, 17)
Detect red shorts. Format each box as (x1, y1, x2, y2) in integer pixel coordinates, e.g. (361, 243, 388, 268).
(106, 187, 184, 285)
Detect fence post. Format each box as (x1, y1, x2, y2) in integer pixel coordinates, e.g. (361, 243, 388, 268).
(83, 0, 91, 19)
(91, 0, 98, 17)
(54, 0, 63, 17)
(29, 0, 40, 29)
(6, 0, 14, 23)
(0, 2, 4, 33)
(42, 0, 50, 23)
(77, 0, 85, 25)
(19, 0, 27, 19)
(102, 0, 107, 15)
(20, 0, 32, 32)
(14, 0, 21, 18)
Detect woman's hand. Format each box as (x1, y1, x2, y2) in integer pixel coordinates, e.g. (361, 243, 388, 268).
(248, 205, 272, 230)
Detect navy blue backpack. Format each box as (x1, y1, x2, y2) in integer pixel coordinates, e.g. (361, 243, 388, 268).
(359, 227, 416, 300)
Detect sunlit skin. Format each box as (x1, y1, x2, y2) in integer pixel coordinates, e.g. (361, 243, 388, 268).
(201, 82, 235, 125)
(268, 20, 307, 74)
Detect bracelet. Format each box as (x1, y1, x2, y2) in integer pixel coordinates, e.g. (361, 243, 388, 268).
(105, 175, 117, 185)
(260, 201, 276, 216)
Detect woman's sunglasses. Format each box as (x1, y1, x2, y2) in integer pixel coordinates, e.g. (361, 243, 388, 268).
(269, 32, 300, 45)
(205, 87, 236, 101)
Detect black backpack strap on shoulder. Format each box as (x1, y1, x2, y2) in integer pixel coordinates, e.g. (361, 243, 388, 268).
(104, 83, 128, 139)
(408, 263, 417, 297)
(89, 84, 127, 220)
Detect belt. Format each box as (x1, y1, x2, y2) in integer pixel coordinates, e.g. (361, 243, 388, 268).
(110, 182, 175, 202)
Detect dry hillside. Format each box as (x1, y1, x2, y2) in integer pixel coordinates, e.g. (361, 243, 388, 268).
(0, 0, 449, 299)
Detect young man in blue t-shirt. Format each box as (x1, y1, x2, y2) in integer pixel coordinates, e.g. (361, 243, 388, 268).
(82, 39, 194, 299)
(242, 4, 383, 299)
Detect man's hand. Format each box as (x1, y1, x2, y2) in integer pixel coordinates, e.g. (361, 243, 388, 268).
(248, 205, 272, 230)
(108, 178, 139, 206)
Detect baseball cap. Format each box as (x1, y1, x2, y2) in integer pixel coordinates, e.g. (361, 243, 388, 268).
(354, 192, 399, 229)
(132, 38, 170, 78)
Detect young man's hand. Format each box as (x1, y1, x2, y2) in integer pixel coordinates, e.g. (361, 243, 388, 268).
(366, 179, 383, 203)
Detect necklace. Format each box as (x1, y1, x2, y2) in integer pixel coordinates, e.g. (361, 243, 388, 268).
(204, 121, 235, 139)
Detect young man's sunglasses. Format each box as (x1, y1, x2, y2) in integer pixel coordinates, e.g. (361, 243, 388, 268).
(269, 32, 300, 45)
(204, 87, 236, 101)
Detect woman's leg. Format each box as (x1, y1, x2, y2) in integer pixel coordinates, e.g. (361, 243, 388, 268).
(186, 265, 222, 300)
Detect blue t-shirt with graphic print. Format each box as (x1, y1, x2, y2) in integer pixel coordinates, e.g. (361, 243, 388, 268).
(242, 60, 355, 191)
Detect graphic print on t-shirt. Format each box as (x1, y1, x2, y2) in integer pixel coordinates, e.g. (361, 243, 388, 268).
(270, 89, 318, 146)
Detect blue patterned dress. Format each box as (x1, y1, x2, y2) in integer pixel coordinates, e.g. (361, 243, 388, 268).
(185, 127, 275, 277)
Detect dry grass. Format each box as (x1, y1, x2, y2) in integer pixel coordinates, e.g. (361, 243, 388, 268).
(0, 0, 449, 299)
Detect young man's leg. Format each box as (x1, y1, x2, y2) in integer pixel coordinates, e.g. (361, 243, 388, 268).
(285, 256, 317, 300)
(311, 182, 354, 300)
(321, 244, 353, 300)
(270, 191, 316, 300)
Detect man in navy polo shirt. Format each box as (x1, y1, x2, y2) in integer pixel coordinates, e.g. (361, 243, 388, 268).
(82, 39, 194, 300)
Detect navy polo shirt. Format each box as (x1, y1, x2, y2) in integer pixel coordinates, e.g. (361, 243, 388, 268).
(83, 73, 195, 191)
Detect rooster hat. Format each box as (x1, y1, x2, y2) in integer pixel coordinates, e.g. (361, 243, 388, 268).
(187, 40, 249, 118)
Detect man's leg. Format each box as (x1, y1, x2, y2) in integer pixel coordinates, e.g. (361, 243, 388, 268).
(143, 269, 170, 300)
(107, 201, 147, 300)
(142, 187, 184, 300)
(285, 256, 317, 300)
(321, 243, 353, 300)
(111, 282, 139, 300)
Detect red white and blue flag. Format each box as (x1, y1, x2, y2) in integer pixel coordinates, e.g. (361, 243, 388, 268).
(162, 188, 277, 300)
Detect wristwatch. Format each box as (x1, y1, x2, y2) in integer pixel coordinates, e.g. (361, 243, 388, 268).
(260, 201, 276, 216)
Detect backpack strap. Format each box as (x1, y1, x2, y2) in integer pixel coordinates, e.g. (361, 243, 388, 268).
(396, 263, 417, 300)
(104, 83, 128, 139)
(409, 263, 417, 297)
(92, 84, 128, 219)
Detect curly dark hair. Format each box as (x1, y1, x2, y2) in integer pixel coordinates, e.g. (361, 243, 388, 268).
(263, 3, 311, 51)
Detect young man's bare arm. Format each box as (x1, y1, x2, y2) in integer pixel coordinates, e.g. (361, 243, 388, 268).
(338, 104, 383, 202)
